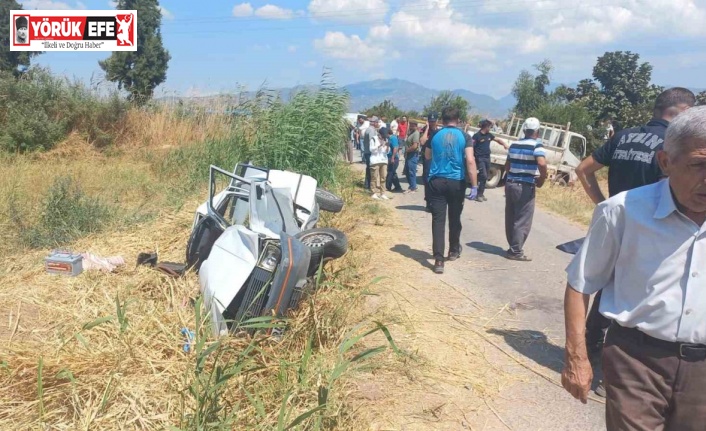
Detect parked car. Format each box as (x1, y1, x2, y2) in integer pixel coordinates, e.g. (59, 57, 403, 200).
(186, 163, 348, 337)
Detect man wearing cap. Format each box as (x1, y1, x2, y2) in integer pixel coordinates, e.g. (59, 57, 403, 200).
(503, 117, 548, 261)
(561, 105, 706, 429)
(15, 16, 29, 44)
(404, 121, 421, 193)
(425, 106, 478, 274)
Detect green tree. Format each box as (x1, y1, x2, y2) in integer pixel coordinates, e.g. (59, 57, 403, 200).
(586, 51, 663, 127)
(363, 99, 405, 121)
(0, 0, 41, 76)
(511, 60, 553, 116)
(423, 90, 470, 122)
(697, 90, 706, 106)
(99, 0, 171, 103)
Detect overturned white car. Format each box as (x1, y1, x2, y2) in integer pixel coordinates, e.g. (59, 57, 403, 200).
(186, 163, 348, 337)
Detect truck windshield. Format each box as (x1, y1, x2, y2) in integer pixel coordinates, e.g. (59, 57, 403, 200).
(569, 135, 586, 158)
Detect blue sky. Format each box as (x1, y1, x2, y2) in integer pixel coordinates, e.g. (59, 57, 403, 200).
(18, 0, 706, 99)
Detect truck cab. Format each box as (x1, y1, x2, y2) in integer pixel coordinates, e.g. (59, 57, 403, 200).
(467, 114, 587, 188)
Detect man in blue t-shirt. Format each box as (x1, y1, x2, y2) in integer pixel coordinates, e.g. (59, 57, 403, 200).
(385, 128, 403, 192)
(425, 106, 478, 274)
(503, 117, 548, 262)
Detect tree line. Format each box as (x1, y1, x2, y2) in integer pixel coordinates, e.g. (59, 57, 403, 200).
(510, 51, 706, 154)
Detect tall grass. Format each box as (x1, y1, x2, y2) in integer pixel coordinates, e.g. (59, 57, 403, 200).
(0, 70, 393, 429)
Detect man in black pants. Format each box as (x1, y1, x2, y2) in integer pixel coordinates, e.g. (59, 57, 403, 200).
(471, 119, 508, 201)
(425, 107, 478, 274)
(421, 113, 440, 212)
(574, 87, 696, 396)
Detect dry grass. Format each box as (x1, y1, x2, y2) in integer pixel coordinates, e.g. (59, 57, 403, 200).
(116, 105, 237, 150)
(0, 166, 401, 429)
(536, 171, 609, 227)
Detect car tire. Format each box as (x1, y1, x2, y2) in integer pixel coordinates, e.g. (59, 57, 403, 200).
(315, 188, 344, 213)
(485, 166, 503, 189)
(294, 228, 348, 276)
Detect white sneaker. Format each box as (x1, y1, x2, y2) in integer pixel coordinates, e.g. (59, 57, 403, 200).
(380, 194, 391, 200)
(371, 194, 381, 200)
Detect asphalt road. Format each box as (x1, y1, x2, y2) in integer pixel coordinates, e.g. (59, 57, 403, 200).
(379, 157, 606, 430)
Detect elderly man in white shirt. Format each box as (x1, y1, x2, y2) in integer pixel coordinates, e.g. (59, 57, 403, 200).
(562, 106, 706, 430)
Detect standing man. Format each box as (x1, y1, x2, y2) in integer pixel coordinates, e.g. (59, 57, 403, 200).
(421, 113, 440, 211)
(574, 87, 696, 395)
(386, 126, 403, 193)
(363, 116, 380, 191)
(398, 116, 409, 140)
(504, 117, 547, 262)
(425, 106, 478, 274)
(404, 121, 421, 193)
(370, 126, 390, 200)
(390, 117, 399, 137)
(561, 106, 706, 429)
(471, 119, 508, 202)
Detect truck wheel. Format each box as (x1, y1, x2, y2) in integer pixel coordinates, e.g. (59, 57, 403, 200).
(485, 166, 503, 189)
(315, 188, 344, 213)
(552, 174, 569, 187)
(294, 228, 348, 276)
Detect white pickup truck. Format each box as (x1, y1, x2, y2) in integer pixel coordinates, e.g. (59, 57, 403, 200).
(465, 114, 588, 188)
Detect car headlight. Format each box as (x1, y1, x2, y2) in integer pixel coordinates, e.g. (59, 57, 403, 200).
(258, 242, 281, 272)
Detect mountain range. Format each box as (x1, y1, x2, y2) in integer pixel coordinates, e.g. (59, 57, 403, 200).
(339, 79, 516, 118)
(159, 78, 517, 118)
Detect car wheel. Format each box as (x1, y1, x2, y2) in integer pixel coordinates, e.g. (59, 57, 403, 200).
(315, 188, 344, 213)
(294, 228, 348, 276)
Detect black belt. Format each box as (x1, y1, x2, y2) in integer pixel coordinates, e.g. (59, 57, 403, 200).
(505, 179, 535, 186)
(610, 322, 706, 361)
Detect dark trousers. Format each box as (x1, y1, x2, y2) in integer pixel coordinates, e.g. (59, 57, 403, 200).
(422, 158, 431, 205)
(428, 178, 466, 259)
(504, 181, 536, 256)
(363, 152, 371, 190)
(586, 289, 612, 349)
(603, 323, 706, 431)
(476, 157, 491, 196)
(386, 158, 402, 191)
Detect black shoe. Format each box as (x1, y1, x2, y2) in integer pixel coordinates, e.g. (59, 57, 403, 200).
(447, 246, 462, 261)
(433, 260, 444, 274)
(506, 252, 532, 262)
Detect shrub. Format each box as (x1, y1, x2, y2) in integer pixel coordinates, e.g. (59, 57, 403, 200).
(0, 67, 129, 152)
(20, 176, 114, 248)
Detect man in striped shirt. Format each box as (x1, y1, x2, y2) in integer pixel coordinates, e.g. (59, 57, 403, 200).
(503, 117, 548, 261)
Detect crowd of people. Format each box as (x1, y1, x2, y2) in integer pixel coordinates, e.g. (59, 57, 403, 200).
(347, 108, 546, 273)
(348, 87, 706, 430)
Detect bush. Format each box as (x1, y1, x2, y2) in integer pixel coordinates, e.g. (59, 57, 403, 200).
(0, 67, 129, 152)
(20, 176, 114, 248)
(249, 74, 349, 186)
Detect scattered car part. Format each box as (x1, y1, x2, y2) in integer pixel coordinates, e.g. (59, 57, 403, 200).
(315, 188, 345, 213)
